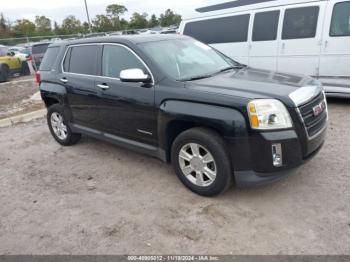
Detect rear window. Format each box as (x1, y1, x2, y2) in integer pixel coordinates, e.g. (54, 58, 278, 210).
(32, 43, 50, 54)
(282, 6, 319, 40)
(183, 14, 250, 44)
(40, 47, 60, 71)
(64, 45, 98, 75)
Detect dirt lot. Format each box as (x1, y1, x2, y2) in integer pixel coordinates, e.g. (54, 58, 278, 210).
(0, 99, 349, 255)
(0, 76, 43, 119)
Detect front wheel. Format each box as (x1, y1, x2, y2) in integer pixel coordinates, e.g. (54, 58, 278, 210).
(47, 104, 81, 146)
(171, 127, 232, 197)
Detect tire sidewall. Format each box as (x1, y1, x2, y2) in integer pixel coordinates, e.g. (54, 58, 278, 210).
(171, 129, 232, 196)
(47, 104, 73, 146)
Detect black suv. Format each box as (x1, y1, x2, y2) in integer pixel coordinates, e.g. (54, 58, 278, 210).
(39, 35, 327, 196)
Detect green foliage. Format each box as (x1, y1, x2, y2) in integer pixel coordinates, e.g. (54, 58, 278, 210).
(106, 4, 128, 30)
(148, 14, 159, 28)
(129, 12, 148, 29)
(12, 19, 36, 36)
(159, 9, 182, 27)
(61, 15, 82, 34)
(92, 15, 114, 32)
(35, 15, 51, 34)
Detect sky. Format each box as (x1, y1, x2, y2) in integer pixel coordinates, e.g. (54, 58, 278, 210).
(0, 0, 219, 24)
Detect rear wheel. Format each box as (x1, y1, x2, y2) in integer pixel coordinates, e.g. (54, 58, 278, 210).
(0, 65, 9, 82)
(47, 104, 81, 146)
(171, 127, 232, 197)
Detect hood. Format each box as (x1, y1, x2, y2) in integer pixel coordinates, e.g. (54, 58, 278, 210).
(185, 67, 319, 107)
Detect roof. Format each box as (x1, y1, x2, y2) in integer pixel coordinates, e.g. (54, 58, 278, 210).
(50, 34, 189, 48)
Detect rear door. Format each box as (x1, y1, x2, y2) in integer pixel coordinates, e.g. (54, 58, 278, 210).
(249, 9, 280, 71)
(319, 0, 350, 77)
(277, 2, 326, 76)
(61, 44, 101, 129)
(95, 44, 157, 145)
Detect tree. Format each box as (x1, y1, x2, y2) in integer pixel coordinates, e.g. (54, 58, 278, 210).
(61, 15, 82, 34)
(53, 21, 60, 34)
(92, 15, 114, 32)
(148, 14, 159, 28)
(0, 13, 8, 34)
(129, 12, 148, 29)
(159, 9, 182, 27)
(12, 19, 36, 36)
(35, 15, 51, 34)
(119, 18, 129, 30)
(106, 4, 128, 30)
(82, 22, 90, 33)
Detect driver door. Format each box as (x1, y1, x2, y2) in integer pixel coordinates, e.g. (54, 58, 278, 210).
(95, 44, 157, 146)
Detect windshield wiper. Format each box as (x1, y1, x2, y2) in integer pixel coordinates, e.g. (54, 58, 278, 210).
(219, 65, 246, 72)
(180, 74, 214, 81)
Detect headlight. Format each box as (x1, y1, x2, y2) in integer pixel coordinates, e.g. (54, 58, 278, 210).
(247, 99, 292, 130)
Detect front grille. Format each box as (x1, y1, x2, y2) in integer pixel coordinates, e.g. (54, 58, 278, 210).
(298, 92, 327, 138)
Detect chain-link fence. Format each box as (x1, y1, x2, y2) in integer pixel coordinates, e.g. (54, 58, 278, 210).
(0, 34, 81, 46)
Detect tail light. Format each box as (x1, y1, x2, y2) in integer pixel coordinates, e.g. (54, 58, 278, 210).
(27, 55, 32, 61)
(36, 70, 41, 85)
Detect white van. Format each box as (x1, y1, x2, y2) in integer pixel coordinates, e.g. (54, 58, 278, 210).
(179, 0, 350, 97)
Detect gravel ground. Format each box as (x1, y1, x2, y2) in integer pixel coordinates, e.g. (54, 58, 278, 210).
(0, 76, 43, 119)
(0, 99, 349, 255)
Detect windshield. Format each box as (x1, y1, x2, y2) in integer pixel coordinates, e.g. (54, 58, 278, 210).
(139, 38, 240, 81)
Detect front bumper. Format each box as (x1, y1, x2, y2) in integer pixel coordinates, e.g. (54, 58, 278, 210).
(227, 125, 326, 187)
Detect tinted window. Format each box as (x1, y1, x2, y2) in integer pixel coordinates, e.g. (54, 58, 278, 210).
(282, 6, 319, 39)
(62, 47, 71, 72)
(40, 47, 60, 71)
(330, 1, 350, 37)
(102, 45, 145, 78)
(184, 14, 250, 44)
(253, 10, 280, 41)
(67, 45, 98, 75)
(32, 43, 50, 54)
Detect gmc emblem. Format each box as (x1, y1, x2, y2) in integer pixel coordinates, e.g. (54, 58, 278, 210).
(313, 101, 326, 117)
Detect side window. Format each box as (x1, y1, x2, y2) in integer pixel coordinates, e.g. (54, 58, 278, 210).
(40, 47, 60, 71)
(282, 6, 319, 40)
(66, 45, 98, 75)
(183, 14, 250, 44)
(330, 1, 350, 37)
(63, 47, 71, 72)
(253, 10, 280, 41)
(102, 45, 146, 78)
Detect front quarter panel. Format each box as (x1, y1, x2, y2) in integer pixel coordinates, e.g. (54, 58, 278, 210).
(158, 100, 248, 150)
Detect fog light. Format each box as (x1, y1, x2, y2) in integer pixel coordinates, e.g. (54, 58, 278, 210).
(272, 143, 282, 167)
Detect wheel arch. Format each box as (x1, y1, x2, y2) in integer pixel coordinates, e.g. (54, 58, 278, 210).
(158, 100, 248, 162)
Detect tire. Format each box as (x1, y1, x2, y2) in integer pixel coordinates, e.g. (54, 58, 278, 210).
(171, 127, 232, 197)
(0, 65, 9, 82)
(21, 61, 30, 75)
(47, 104, 81, 146)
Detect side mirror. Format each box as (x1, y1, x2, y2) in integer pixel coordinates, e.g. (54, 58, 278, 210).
(120, 68, 151, 83)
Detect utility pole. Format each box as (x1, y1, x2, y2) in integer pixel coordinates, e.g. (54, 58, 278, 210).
(84, 0, 92, 33)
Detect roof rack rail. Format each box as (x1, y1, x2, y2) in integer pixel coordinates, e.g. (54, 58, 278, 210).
(196, 0, 276, 13)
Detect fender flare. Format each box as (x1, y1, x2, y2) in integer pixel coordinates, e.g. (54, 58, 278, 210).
(158, 100, 248, 155)
(40, 82, 67, 106)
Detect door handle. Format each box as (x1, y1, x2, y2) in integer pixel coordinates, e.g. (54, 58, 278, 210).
(60, 78, 68, 83)
(97, 83, 110, 90)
